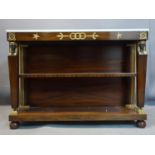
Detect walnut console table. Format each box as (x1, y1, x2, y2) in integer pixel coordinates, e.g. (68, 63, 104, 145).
(7, 29, 148, 129)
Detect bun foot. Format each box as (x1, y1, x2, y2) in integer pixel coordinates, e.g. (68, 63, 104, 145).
(136, 120, 146, 128)
(10, 121, 20, 129)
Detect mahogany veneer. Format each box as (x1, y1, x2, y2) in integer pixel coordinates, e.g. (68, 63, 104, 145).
(7, 29, 148, 129)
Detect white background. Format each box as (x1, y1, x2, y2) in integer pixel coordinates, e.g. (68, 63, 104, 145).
(0, 0, 154, 155)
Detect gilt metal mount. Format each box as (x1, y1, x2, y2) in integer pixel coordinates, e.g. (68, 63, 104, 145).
(137, 41, 147, 55)
(11, 110, 18, 115)
(126, 104, 145, 114)
(8, 32, 16, 41)
(139, 32, 147, 40)
(9, 42, 18, 56)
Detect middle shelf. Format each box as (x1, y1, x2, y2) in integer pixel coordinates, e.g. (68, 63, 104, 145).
(19, 72, 136, 78)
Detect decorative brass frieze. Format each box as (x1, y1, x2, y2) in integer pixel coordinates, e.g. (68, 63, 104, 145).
(33, 33, 40, 40)
(139, 32, 147, 40)
(137, 41, 147, 55)
(125, 104, 146, 114)
(57, 32, 99, 40)
(9, 42, 18, 56)
(8, 32, 16, 41)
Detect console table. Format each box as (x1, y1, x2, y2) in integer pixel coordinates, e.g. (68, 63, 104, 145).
(7, 29, 148, 129)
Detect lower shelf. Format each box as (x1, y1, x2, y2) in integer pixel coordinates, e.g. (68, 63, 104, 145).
(9, 106, 147, 122)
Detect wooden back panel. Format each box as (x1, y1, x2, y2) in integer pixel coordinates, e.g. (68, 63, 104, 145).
(23, 41, 131, 73)
(25, 78, 131, 107)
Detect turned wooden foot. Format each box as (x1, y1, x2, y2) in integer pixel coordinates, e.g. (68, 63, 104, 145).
(10, 121, 20, 129)
(136, 120, 146, 128)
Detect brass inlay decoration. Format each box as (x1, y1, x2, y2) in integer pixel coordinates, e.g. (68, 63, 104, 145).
(137, 41, 147, 55)
(117, 32, 123, 39)
(126, 104, 146, 114)
(57, 32, 99, 40)
(33, 33, 40, 40)
(8, 32, 16, 41)
(139, 32, 147, 40)
(9, 42, 18, 56)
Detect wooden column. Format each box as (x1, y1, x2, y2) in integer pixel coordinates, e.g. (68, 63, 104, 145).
(8, 42, 19, 110)
(137, 41, 147, 108)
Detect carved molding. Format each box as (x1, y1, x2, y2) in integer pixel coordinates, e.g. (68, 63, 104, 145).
(9, 42, 18, 56)
(57, 32, 99, 40)
(137, 41, 147, 55)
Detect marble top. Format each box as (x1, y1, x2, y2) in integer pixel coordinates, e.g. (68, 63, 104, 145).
(6, 29, 149, 32)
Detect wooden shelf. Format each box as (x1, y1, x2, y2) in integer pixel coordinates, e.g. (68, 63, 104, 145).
(19, 73, 136, 78)
(9, 106, 146, 121)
